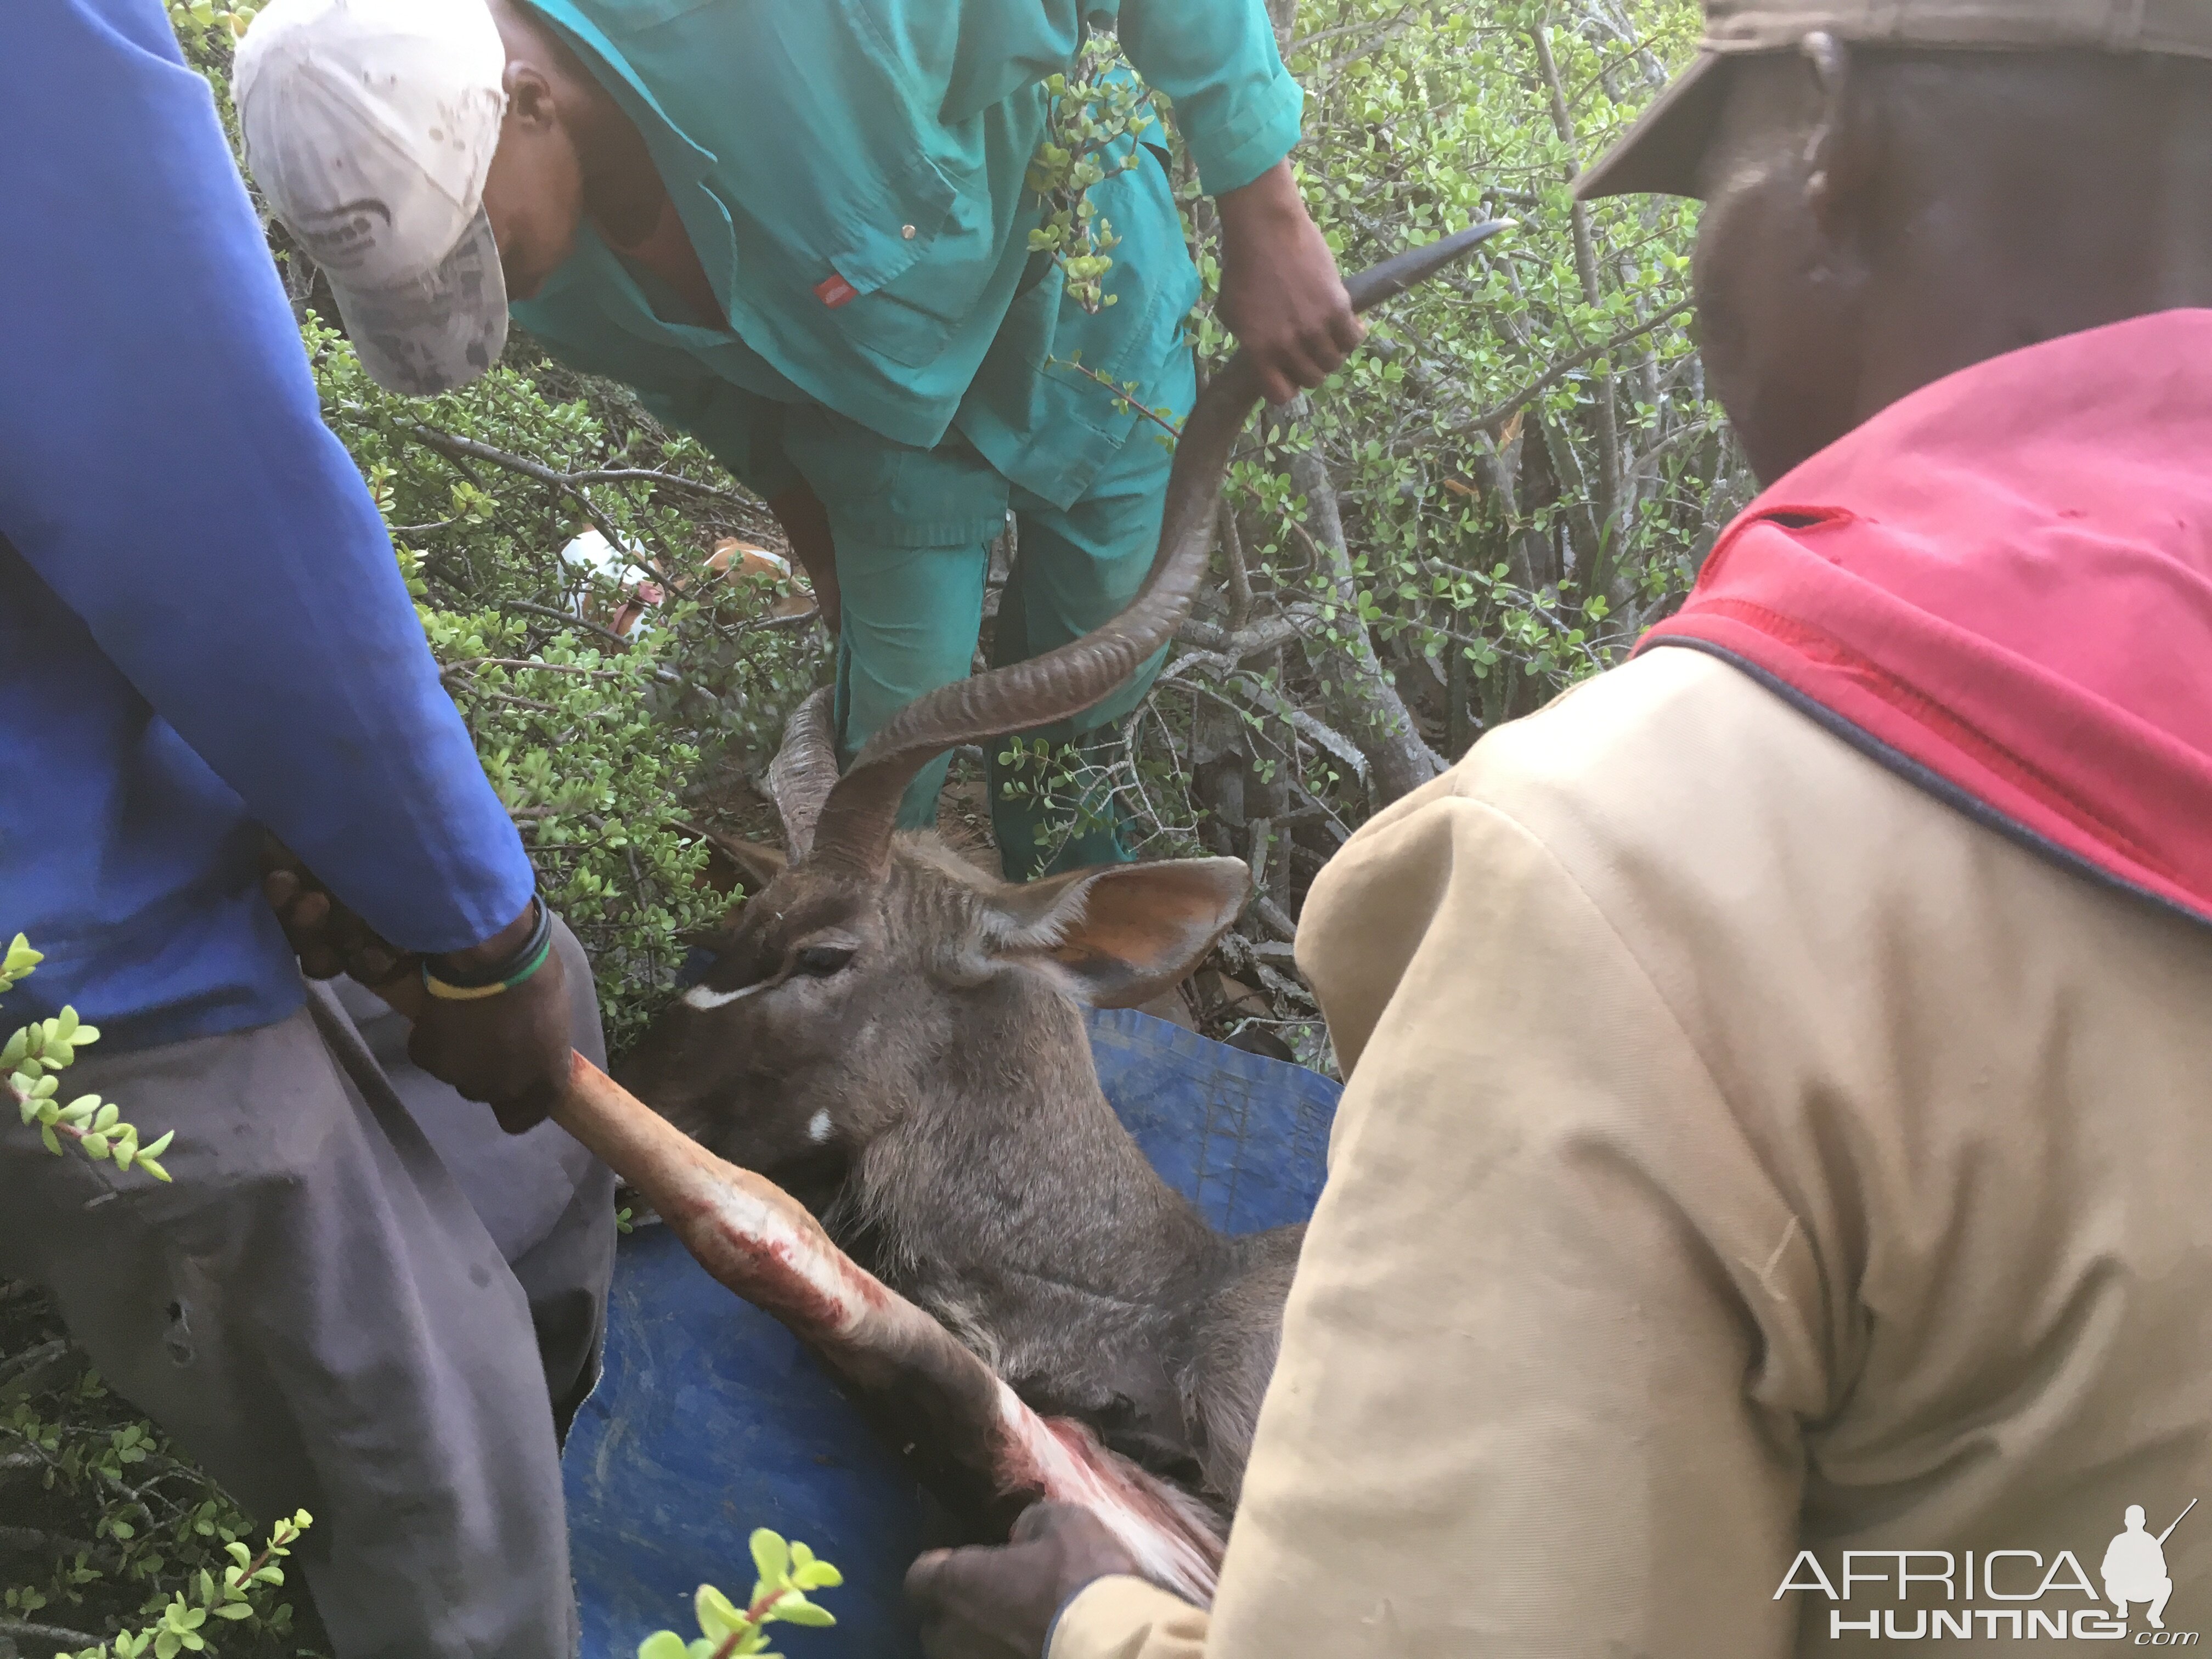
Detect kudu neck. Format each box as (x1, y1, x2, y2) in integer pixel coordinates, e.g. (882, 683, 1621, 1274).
(857, 966, 1214, 1300)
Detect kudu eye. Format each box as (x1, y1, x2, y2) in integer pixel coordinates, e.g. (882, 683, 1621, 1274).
(793, 945, 855, 978)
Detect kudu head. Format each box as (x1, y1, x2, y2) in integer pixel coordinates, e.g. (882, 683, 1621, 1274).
(618, 225, 1513, 1193)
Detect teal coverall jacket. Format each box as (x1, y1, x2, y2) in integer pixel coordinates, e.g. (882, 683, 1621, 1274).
(510, 0, 1303, 874)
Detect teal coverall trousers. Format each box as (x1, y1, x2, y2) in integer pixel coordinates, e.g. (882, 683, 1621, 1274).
(781, 342, 1197, 881)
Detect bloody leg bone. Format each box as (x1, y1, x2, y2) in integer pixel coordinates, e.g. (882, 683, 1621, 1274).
(369, 970, 1224, 1598)
(554, 1052, 1227, 1602)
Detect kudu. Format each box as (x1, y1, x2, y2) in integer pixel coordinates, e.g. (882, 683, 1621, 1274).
(620, 224, 1511, 1514)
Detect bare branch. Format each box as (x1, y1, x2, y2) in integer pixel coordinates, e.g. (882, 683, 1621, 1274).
(500, 599, 634, 649)
(403, 424, 677, 585)
(1460, 296, 1696, 436)
(1218, 501, 1253, 634)
(1274, 415, 1447, 802)
(0, 1619, 106, 1651)
(442, 656, 628, 681)
(1173, 611, 1307, 661)
(1531, 21, 1623, 542)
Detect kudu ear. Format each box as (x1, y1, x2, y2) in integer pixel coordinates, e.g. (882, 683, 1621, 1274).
(683, 822, 787, 897)
(986, 857, 1250, 1008)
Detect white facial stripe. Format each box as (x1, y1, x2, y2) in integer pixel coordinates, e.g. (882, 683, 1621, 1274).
(806, 1108, 833, 1144)
(681, 978, 770, 1011)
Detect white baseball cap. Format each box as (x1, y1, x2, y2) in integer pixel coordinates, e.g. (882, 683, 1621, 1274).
(235, 0, 511, 394)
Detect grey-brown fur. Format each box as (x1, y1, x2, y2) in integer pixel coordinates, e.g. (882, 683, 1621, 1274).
(617, 802, 1301, 1508)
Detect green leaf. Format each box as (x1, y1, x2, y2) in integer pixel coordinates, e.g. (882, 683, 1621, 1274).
(791, 1560, 842, 1590)
(770, 1599, 834, 1628)
(748, 1528, 790, 1588)
(635, 1633, 691, 1659)
(693, 1583, 746, 1640)
(210, 1602, 255, 1620)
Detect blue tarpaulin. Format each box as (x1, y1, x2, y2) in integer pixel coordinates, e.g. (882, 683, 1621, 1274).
(563, 1007, 1341, 1658)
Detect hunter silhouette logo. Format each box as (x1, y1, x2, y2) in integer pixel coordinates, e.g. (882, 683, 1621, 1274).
(2106, 1502, 2193, 1632)
(1775, 1499, 2199, 1641)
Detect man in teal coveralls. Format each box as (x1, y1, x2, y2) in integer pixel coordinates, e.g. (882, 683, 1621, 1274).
(238, 0, 1358, 877)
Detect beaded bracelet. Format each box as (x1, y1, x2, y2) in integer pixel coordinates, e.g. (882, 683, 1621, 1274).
(422, 895, 554, 1002)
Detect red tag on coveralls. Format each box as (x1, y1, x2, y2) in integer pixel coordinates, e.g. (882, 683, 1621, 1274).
(814, 272, 858, 308)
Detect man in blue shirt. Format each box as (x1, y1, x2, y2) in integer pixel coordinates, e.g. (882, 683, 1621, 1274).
(234, 0, 1356, 878)
(2, 3, 612, 1652)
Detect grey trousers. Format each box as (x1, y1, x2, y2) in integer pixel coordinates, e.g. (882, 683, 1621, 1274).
(0, 923, 616, 1659)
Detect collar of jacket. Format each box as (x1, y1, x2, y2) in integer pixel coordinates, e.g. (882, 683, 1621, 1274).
(1639, 309, 2212, 933)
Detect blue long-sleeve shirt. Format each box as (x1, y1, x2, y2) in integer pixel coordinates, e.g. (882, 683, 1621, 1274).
(1, 0, 536, 1052)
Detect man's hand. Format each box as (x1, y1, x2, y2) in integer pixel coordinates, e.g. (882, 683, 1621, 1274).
(408, 902, 576, 1135)
(905, 1503, 1141, 1659)
(261, 841, 573, 1133)
(1214, 159, 1363, 405)
(261, 837, 412, 985)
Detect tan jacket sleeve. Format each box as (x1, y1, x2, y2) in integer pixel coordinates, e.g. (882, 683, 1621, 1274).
(1060, 645, 2212, 1657)
(1056, 746, 1832, 1658)
(1051, 1576, 1210, 1659)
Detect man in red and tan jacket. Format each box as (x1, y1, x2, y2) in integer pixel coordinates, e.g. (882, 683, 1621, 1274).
(904, 0, 2212, 1652)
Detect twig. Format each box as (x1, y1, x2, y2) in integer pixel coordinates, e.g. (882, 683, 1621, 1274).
(1217, 501, 1253, 633)
(442, 657, 627, 681)
(1172, 611, 1307, 661)
(0, 1525, 114, 1568)
(500, 600, 634, 650)
(0, 1338, 69, 1390)
(732, 603, 823, 634)
(1288, 778, 1354, 844)
(554, 466, 762, 508)
(1532, 22, 1623, 551)
(1049, 357, 1184, 443)
(1458, 297, 1695, 436)
(1251, 895, 1300, 943)
(404, 425, 676, 586)
(466, 689, 561, 715)
(0, 1619, 106, 1650)
(1287, 3, 1418, 57)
